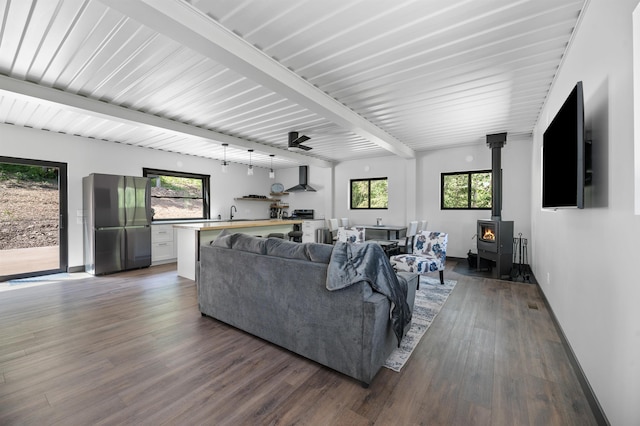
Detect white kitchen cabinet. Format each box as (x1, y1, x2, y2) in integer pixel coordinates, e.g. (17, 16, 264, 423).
(152, 224, 177, 264)
(301, 220, 326, 243)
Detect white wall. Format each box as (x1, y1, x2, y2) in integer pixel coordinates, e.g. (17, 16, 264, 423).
(333, 155, 416, 228)
(417, 141, 532, 258)
(276, 165, 333, 220)
(531, 0, 640, 423)
(1, 124, 283, 269)
(330, 143, 532, 259)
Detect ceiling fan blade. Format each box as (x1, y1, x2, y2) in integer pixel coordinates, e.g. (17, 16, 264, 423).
(294, 135, 310, 144)
(288, 131, 312, 150)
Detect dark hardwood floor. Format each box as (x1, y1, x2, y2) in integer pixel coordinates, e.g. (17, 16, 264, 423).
(0, 261, 597, 425)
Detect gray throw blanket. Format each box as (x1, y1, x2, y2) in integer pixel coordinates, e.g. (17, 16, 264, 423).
(327, 242, 411, 346)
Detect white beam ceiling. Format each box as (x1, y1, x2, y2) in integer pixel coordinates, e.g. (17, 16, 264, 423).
(100, 0, 416, 160)
(0, 75, 333, 168)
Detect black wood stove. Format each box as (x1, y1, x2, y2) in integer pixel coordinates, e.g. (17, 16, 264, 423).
(477, 133, 514, 279)
(477, 219, 513, 278)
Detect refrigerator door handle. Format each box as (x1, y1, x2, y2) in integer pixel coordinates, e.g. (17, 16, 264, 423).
(146, 180, 153, 223)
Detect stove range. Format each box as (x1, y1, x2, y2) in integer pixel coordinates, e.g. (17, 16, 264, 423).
(288, 209, 314, 220)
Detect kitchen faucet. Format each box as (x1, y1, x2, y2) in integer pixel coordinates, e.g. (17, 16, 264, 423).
(230, 205, 237, 221)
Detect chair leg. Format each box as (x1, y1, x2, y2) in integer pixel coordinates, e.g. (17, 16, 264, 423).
(439, 271, 444, 285)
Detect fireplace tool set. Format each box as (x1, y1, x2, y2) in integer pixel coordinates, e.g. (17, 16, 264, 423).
(511, 233, 531, 282)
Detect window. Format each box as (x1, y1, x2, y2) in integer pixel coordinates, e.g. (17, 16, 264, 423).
(441, 170, 492, 209)
(143, 168, 210, 221)
(350, 177, 388, 209)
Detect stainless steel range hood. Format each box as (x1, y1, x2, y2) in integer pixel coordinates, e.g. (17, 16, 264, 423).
(286, 166, 316, 192)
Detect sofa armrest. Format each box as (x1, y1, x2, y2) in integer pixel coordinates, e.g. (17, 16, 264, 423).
(361, 292, 392, 384)
(397, 272, 418, 316)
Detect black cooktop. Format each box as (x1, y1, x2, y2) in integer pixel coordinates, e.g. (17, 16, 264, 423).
(288, 209, 314, 220)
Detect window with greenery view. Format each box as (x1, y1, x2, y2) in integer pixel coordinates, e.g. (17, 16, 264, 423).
(143, 168, 210, 220)
(441, 170, 492, 209)
(351, 177, 388, 209)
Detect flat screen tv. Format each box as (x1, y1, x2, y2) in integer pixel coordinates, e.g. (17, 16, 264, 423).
(542, 81, 587, 209)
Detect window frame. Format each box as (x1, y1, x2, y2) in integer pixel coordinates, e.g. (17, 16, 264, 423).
(350, 177, 389, 210)
(143, 168, 210, 221)
(440, 169, 493, 210)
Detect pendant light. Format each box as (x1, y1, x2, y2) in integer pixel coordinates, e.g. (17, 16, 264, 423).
(247, 149, 254, 176)
(221, 143, 228, 173)
(269, 154, 275, 179)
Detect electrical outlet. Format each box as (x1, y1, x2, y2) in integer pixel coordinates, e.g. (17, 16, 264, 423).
(546, 272, 551, 284)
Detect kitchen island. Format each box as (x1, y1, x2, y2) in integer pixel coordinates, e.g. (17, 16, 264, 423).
(173, 219, 303, 280)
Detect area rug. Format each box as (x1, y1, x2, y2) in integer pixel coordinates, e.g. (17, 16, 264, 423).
(384, 275, 457, 372)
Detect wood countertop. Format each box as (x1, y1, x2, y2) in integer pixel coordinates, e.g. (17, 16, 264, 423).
(172, 219, 303, 231)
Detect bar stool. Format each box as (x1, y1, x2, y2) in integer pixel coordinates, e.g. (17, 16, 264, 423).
(288, 223, 303, 242)
(288, 230, 303, 242)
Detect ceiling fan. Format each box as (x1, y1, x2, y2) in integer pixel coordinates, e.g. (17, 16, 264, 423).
(287, 131, 312, 151)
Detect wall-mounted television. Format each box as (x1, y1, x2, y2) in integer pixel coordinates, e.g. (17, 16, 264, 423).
(542, 81, 589, 209)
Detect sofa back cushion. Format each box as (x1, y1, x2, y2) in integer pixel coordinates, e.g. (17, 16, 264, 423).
(211, 232, 266, 254)
(264, 237, 309, 260)
(211, 232, 332, 264)
(264, 236, 332, 264)
(305, 242, 333, 264)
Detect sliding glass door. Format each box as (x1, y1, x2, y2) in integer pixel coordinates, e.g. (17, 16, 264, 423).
(0, 157, 68, 281)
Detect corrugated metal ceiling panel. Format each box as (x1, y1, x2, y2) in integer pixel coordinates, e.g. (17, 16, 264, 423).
(0, 0, 587, 167)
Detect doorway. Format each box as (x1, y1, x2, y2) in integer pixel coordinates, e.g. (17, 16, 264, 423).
(0, 157, 68, 281)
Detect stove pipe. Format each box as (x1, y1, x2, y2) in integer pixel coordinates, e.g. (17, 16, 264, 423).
(486, 133, 507, 221)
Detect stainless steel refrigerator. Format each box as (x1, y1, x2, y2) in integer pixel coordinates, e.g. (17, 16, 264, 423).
(83, 173, 152, 275)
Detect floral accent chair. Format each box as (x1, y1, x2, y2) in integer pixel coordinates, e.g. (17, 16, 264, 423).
(336, 226, 366, 244)
(390, 231, 448, 285)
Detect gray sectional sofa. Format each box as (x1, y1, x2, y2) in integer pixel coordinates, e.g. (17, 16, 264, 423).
(198, 233, 418, 386)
